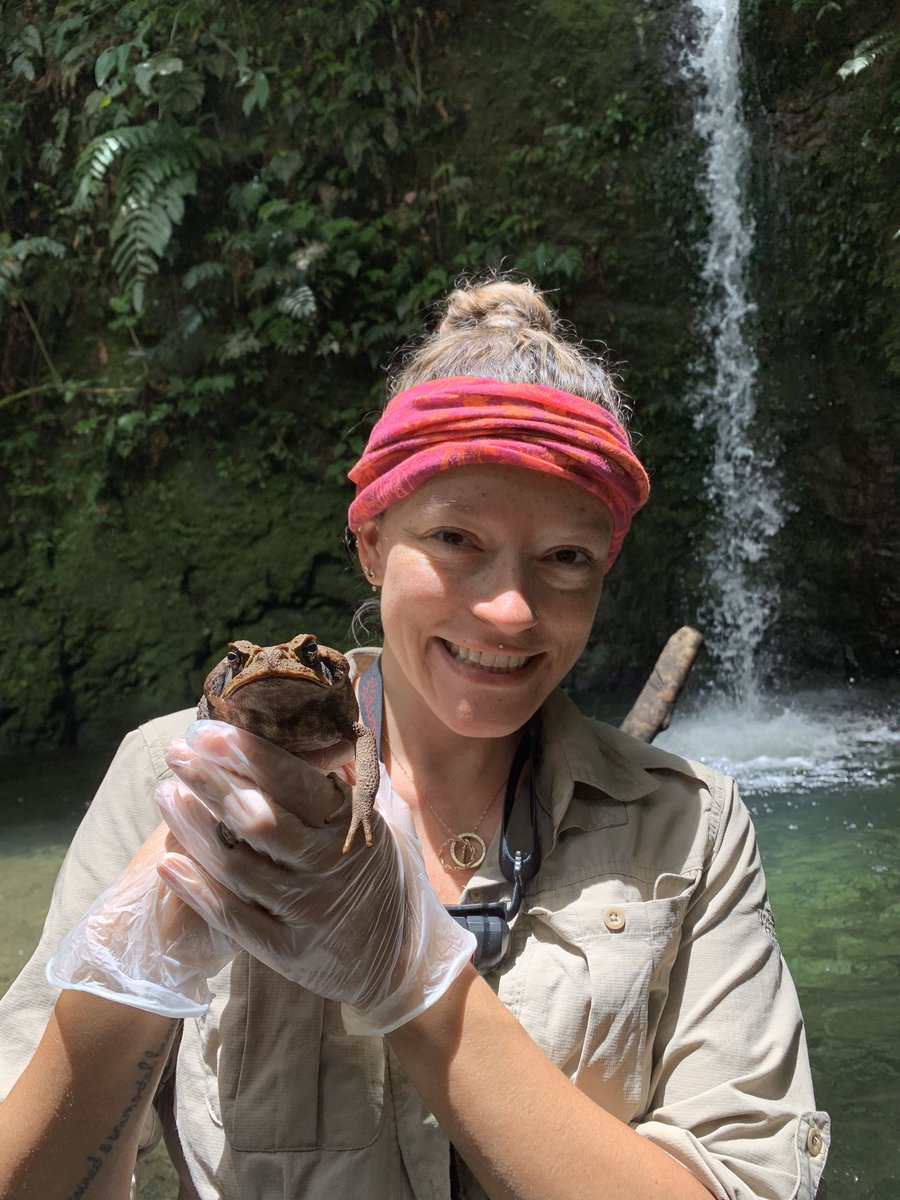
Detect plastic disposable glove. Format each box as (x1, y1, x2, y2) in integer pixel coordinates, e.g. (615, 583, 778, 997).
(45, 823, 236, 1017)
(157, 719, 476, 1035)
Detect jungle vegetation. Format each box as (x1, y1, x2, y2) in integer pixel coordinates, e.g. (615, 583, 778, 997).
(1, 0, 897, 747)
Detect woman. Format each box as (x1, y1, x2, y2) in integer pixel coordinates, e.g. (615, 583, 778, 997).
(0, 280, 829, 1200)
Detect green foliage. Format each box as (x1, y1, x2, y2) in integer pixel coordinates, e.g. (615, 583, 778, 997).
(838, 30, 900, 78)
(4, 0, 654, 745)
(747, 1, 900, 369)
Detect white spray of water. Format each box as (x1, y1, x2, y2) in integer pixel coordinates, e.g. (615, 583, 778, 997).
(657, 689, 900, 795)
(682, 0, 784, 704)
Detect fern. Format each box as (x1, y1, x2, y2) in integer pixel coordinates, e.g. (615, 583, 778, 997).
(219, 329, 264, 361)
(110, 172, 196, 309)
(0, 235, 65, 302)
(838, 32, 898, 80)
(73, 120, 219, 310)
(276, 284, 317, 320)
(247, 262, 300, 294)
(38, 108, 70, 176)
(182, 261, 229, 290)
(73, 124, 161, 211)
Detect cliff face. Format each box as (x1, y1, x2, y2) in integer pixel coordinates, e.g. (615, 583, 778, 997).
(418, 0, 899, 690)
(0, 0, 896, 747)
(743, 0, 899, 678)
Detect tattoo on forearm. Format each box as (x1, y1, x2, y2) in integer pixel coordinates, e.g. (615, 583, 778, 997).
(66, 1023, 177, 1200)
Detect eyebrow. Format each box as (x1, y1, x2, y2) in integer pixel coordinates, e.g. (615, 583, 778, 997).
(414, 497, 612, 537)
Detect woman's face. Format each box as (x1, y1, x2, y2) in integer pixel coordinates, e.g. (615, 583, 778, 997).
(357, 464, 614, 741)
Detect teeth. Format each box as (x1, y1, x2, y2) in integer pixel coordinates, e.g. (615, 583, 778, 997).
(445, 641, 530, 672)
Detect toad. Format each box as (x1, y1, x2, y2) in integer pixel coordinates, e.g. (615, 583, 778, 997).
(198, 634, 378, 853)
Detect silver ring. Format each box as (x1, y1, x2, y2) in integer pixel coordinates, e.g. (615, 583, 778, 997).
(215, 820, 238, 850)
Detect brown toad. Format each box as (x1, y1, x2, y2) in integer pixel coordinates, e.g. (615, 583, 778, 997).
(199, 634, 378, 853)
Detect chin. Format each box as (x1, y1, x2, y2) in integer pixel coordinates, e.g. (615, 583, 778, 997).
(435, 689, 548, 740)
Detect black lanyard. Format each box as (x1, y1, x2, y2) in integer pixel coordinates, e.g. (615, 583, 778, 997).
(356, 655, 542, 972)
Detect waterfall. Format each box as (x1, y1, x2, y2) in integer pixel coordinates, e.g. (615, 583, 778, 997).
(681, 0, 784, 704)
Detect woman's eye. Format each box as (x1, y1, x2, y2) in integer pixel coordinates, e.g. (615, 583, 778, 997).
(552, 546, 593, 566)
(433, 529, 469, 547)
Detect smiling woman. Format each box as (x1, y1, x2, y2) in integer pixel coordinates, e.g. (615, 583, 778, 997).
(0, 278, 829, 1200)
(358, 465, 612, 735)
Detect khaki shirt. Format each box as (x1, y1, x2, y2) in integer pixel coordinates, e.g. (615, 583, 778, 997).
(0, 649, 829, 1199)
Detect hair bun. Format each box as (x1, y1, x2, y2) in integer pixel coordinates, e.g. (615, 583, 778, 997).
(390, 273, 629, 428)
(439, 280, 554, 335)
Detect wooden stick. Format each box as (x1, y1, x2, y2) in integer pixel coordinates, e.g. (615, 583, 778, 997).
(619, 626, 704, 743)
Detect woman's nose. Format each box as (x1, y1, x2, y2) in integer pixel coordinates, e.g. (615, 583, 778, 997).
(470, 563, 539, 633)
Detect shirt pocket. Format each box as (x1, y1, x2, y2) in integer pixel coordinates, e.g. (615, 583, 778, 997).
(197, 953, 387, 1152)
(498, 870, 699, 1122)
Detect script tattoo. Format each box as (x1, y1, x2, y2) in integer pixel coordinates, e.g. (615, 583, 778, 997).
(66, 1023, 177, 1200)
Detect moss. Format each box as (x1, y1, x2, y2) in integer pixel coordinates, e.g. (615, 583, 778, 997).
(0, 448, 360, 748)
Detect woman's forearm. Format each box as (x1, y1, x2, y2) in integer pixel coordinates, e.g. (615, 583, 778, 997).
(0, 991, 177, 1200)
(387, 966, 713, 1200)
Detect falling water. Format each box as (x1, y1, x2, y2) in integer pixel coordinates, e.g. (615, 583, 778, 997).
(682, 0, 784, 703)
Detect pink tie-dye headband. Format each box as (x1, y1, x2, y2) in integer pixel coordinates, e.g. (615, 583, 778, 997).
(347, 376, 650, 571)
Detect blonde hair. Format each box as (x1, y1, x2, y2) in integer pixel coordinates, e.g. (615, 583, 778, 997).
(390, 277, 630, 429)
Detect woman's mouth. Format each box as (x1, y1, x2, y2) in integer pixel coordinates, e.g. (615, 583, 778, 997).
(442, 640, 532, 673)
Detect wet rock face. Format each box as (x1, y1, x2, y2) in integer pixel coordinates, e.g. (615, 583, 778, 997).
(741, 0, 900, 681)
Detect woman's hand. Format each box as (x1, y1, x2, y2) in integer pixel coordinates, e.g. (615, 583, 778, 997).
(157, 720, 476, 1035)
(45, 822, 235, 1017)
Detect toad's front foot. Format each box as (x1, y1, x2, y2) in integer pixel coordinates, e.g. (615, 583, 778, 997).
(341, 798, 375, 855)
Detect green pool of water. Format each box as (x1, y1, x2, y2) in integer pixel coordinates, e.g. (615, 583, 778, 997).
(752, 783, 900, 1196)
(2, 694, 898, 1198)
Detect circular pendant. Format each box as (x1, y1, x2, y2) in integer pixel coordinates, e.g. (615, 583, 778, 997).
(440, 832, 487, 871)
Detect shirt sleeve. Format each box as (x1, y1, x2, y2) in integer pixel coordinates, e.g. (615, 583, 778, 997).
(633, 772, 830, 1200)
(0, 711, 194, 1110)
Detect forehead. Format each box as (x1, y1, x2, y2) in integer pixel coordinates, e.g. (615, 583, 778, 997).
(391, 464, 613, 532)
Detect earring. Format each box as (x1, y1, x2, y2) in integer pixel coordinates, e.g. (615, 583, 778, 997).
(365, 567, 375, 579)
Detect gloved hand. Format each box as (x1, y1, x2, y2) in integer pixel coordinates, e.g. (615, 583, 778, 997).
(156, 719, 476, 1035)
(45, 823, 236, 1017)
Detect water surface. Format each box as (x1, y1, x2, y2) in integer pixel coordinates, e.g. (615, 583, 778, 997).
(658, 687, 900, 1197)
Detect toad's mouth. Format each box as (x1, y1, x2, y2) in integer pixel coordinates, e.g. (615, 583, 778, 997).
(442, 640, 532, 673)
(223, 666, 328, 698)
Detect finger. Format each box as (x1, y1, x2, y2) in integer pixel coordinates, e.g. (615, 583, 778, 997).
(156, 779, 335, 913)
(168, 728, 355, 782)
(158, 852, 289, 953)
(156, 779, 237, 871)
(184, 720, 347, 805)
(165, 753, 276, 836)
(156, 779, 274, 883)
(175, 727, 358, 842)
(158, 760, 343, 870)
(302, 740, 356, 773)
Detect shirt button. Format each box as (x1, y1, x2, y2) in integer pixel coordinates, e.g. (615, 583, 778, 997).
(807, 1126, 824, 1157)
(603, 906, 626, 932)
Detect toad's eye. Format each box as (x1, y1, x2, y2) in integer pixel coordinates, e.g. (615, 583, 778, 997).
(301, 640, 319, 665)
(226, 647, 246, 666)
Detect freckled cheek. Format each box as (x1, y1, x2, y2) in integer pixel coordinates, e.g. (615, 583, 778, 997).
(548, 590, 603, 656)
(380, 563, 453, 644)
(384, 553, 462, 605)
